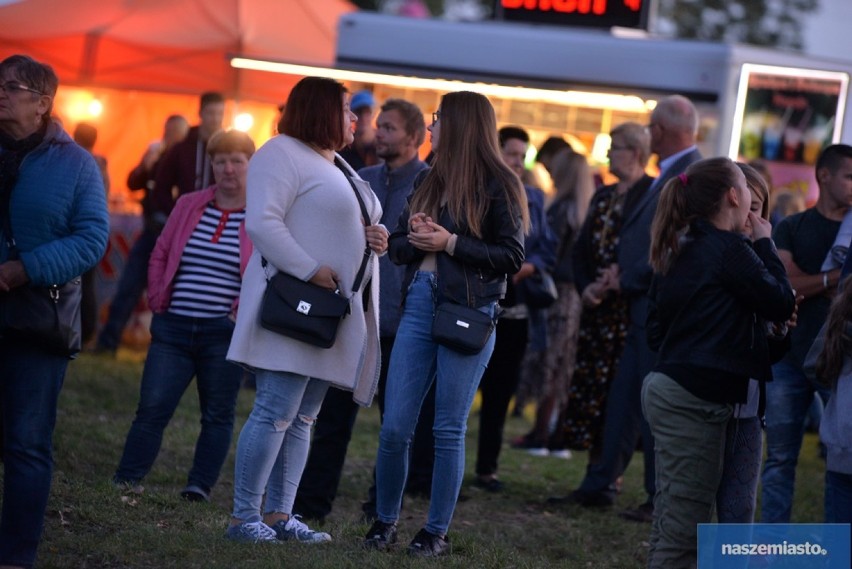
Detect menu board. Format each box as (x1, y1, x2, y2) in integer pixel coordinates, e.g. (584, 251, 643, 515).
(729, 64, 848, 204)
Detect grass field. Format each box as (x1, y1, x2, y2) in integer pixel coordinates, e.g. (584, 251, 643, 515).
(25, 350, 826, 568)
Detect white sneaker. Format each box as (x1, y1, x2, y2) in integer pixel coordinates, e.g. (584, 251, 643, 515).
(526, 447, 550, 457)
(549, 449, 573, 460)
(226, 521, 279, 543)
(272, 516, 332, 543)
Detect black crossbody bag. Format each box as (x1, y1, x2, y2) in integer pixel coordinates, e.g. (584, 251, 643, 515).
(432, 301, 495, 355)
(259, 159, 372, 348)
(0, 185, 82, 357)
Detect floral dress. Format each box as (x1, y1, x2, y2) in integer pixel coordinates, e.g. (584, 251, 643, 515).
(558, 184, 631, 453)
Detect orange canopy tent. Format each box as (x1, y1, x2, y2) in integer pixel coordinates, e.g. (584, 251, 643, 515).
(0, 0, 357, 346)
(0, 0, 354, 101)
(0, 0, 356, 212)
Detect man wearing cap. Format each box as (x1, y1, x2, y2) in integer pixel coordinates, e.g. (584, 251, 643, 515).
(339, 90, 378, 171)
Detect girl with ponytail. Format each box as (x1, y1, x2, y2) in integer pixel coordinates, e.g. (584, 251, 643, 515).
(642, 157, 795, 568)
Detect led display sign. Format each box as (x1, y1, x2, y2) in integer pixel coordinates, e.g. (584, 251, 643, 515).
(496, 0, 648, 30)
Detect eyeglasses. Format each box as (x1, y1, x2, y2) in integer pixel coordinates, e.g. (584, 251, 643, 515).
(431, 111, 440, 125)
(0, 81, 45, 96)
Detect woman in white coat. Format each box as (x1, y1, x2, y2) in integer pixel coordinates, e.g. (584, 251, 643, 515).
(226, 77, 388, 544)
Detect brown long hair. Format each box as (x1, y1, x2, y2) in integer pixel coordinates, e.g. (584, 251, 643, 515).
(649, 157, 739, 274)
(409, 91, 529, 237)
(816, 281, 852, 388)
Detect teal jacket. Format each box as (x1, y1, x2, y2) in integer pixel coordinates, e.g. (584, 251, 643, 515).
(1, 120, 109, 285)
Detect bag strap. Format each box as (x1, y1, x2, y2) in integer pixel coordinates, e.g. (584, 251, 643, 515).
(0, 177, 17, 255)
(334, 157, 373, 294)
(260, 158, 373, 296)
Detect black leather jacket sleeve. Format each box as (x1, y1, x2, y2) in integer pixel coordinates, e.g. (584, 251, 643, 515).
(451, 182, 525, 275)
(388, 177, 526, 307)
(388, 199, 426, 267)
(722, 236, 796, 324)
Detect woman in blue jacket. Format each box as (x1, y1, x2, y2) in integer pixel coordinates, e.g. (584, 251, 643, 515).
(0, 54, 109, 568)
(642, 157, 794, 568)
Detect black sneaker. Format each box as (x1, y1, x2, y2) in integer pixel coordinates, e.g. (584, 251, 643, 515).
(473, 476, 504, 493)
(363, 520, 397, 551)
(179, 484, 210, 503)
(407, 528, 450, 558)
(547, 489, 614, 507)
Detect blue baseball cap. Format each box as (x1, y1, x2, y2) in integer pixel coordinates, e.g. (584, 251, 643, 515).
(350, 90, 375, 111)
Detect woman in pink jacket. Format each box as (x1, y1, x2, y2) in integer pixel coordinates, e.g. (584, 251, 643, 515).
(114, 130, 254, 502)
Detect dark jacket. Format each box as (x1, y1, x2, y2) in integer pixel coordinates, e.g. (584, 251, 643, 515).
(572, 175, 654, 295)
(389, 176, 525, 308)
(618, 148, 702, 327)
(151, 126, 213, 221)
(647, 221, 795, 385)
(547, 194, 579, 284)
(358, 157, 430, 337)
(508, 185, 557, 308)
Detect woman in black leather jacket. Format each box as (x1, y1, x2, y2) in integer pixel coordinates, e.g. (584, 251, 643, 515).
(365, 91, 527, 558)
(642, 157, 795, 568)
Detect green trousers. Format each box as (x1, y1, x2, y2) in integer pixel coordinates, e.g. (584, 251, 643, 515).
(641, 372, 732, 569)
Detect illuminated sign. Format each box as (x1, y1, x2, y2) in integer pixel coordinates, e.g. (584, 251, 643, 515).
(496, 0, 648, 30)
(729, 63, 849, 204)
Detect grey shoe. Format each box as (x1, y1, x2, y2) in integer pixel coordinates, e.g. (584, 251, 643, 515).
(225, 521, 279, 543)
(271, 516, 332, 543)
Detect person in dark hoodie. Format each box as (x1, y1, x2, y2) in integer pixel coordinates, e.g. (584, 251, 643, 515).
(151, 91, 224, 219)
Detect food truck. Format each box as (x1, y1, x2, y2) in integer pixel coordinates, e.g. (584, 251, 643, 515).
(233, 8, 850, 200)
(347, 11, 849, 197)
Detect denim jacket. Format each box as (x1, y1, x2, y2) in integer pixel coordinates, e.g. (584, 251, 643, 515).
(359, 157, 430, 337)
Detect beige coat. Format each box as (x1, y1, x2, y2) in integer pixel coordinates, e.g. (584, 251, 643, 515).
(227, 134, 382, 406)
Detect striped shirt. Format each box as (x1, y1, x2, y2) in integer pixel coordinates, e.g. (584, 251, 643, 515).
(168, 203, 245, 318)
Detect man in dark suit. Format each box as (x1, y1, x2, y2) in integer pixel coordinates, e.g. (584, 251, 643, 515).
(562, 95, 702, 522)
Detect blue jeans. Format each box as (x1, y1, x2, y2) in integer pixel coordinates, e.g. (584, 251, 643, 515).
(376, 272, 497, 536)
(761, 359, 831, 522)
(97, 228, 158, 350)
(0, 339, 68, 568)
(231, 369, 329, 522)
(114, 312, 243, 494)
(825, 470, 852, 524)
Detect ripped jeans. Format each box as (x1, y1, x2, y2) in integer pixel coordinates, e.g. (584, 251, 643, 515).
(231, 369, 329, 522)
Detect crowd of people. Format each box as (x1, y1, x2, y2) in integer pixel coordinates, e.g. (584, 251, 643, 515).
(2, 51, 851, 568)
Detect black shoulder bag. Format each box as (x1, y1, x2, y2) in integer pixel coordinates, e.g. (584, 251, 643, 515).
(0, 185, 82, 357)
(432, 301, 495, 355)
(259, 159, 372, 349)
